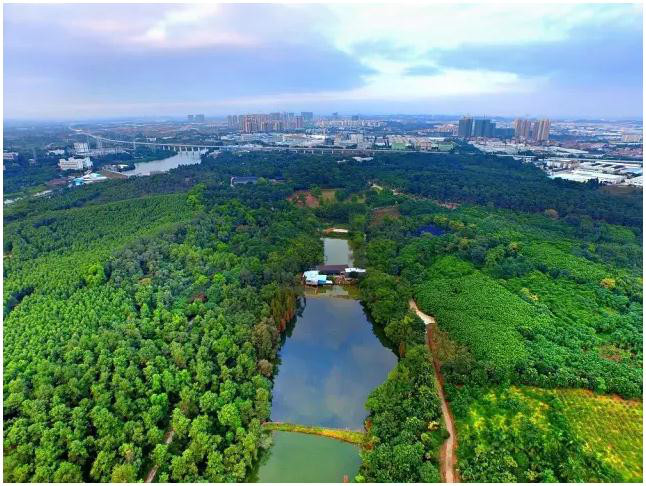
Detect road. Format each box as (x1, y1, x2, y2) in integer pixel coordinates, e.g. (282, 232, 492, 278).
(70, 127, 443, 156)
(409, 300, 458, 483)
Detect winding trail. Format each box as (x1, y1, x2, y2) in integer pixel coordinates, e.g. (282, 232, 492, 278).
(409, 300, 459, 483)
(145, 429, 174, 483)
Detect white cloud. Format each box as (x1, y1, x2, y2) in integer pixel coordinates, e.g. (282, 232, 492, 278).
(3, 3, 641, 118)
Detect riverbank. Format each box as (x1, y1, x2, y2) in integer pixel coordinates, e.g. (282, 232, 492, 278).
(263, 422, 365, 445)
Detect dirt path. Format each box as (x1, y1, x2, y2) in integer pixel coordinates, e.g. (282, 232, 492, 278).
(144, 429, 174, 483)
(409, 300, 459, 483)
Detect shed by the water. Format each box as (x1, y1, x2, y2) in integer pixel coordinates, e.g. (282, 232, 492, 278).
(316, 264, 347, 275)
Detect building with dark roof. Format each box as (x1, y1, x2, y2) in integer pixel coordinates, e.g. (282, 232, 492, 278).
(231, 176, 259, 186)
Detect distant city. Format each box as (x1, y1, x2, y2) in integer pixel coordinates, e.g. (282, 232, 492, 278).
(2, 110, 643, 206)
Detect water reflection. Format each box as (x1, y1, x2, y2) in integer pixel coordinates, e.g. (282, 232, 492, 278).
(270, 295, 397, 429)
(255, 431, 361, 483)
(323, 238, 354, 266)
(124, 150, 203, 176)
(255, 235, 394, 482)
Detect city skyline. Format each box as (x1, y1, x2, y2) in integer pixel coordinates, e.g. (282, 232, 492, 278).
(4, 3, 643, 119)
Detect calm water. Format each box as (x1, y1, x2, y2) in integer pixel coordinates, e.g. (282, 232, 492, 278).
(255, 431, 361, 483)
(123, 150, 203, 176)
(270, 294, 397, 428)
(323, 237, 354, 266)
(254, 237, 395, 482)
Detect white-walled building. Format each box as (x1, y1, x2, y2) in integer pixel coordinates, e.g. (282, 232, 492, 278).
(73, 142, 90, 155)
(59, 156, 92, 171)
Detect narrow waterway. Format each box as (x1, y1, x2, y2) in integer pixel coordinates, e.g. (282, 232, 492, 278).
(255, 237, 396, 482)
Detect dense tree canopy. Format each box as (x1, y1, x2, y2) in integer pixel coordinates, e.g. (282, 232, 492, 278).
(4, 148, 642, 482)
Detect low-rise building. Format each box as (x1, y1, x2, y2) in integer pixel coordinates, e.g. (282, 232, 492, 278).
(72, 172, 107, 186)
(73, 142, 90, 155)
(303, 270, 332, 286)
(231, 176, 259, 186)
(59, 156, 92, 171)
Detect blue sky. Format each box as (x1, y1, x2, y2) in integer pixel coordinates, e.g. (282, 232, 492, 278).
(3, 3, 643, 119)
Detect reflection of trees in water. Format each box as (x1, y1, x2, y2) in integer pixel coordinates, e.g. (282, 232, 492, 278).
(361, 301, 398, 354)
(244, 432, 274, 482)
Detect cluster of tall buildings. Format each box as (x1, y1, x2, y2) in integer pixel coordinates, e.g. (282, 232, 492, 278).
(513, 118, 550, 142)
(187, 114, 205, 123)
(458, 117, 496, 138)
(227, 112, 313, 133)
(457, 116, 550, 142)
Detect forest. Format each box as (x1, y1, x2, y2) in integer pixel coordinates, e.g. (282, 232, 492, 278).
(3, 149, 643, 482)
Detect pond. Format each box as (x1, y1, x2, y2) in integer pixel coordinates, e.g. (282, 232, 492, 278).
(416, 223, 446, 236)
(123, 150, 203, 176)
(254, 236, 396, 482)
(323, 237, 354, 266)
(254, 431, 361, 483)
(270, 293, 397, 428)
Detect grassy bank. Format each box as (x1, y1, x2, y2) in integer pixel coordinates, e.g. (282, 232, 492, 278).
(263, 422, 365, 445)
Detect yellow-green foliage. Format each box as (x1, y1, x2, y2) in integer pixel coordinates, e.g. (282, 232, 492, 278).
(539, 388, 643, 482)
(455, 386, 624, 482)
(263, 422, 365, 445)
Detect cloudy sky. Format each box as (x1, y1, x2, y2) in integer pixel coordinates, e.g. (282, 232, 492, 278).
(4, 2, 643, 119)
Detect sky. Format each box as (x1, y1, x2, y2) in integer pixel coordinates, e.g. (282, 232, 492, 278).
(3, 2, 643, 119)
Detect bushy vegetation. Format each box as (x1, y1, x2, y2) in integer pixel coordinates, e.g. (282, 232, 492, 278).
(354, 176, 641, 481)
(4, 148, 642, 482)
(541, 388, 643, 482)
(3, 182, 321, 481)
(357, 346, 445, 483)
(262, 423, 365, 445)
(455, 386, 621, 482)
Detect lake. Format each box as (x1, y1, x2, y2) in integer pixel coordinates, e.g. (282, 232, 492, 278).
(254, 237, 396, 482)
(123, 150, 203, 176)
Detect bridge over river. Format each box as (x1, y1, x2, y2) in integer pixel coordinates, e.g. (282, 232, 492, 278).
(72, 129, 432, 156)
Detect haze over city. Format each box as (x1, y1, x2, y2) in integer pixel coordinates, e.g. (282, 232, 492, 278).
(4, 2, 643, 120)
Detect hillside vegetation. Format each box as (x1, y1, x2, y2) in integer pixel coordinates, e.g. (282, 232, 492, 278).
(4, 150, 642, 482)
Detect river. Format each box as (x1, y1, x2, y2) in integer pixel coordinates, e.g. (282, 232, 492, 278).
(123, 150, 203, 176)
(254, 238, 396, 482)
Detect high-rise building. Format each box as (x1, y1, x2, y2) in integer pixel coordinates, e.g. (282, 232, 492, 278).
(514, 119, 531, 140)
(473, 119, 495, 138)
(495, 127, 515, 139)
(195, 114, 205, 123)
(458, 117, 473, 138)
(227, 115, 239, 128)
(187, 114, 194, 122)
(536, 119, 550, 142)
(301, 112, 314, 122)
(486, 121, 496, 138)
(295, 116, 304, 129)
(514, 118, 549, 141)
